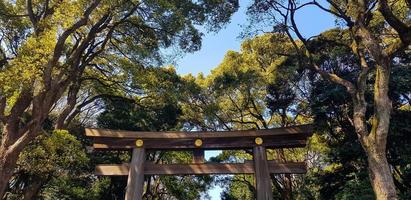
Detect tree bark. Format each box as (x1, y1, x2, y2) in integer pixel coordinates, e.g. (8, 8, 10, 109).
(0, 146, 19, 197)
(55, 82, 80, 130)
(365, 62, 396, 200)
(352, 90, 397, 200)
(22, 178, 44, 200)
(365, 147, 397, 200)
(351, 60, 397, 200)
(0, 129, 40, 198)
(0, 109, 44, 198)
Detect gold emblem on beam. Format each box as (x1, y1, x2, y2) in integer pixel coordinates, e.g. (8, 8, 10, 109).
(255, 137, 263, 145)
(194, 139, 203, 147)
(135, 139, 144, 147)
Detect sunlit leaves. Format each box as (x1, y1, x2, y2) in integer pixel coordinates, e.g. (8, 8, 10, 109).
(17, 130, 88, 176)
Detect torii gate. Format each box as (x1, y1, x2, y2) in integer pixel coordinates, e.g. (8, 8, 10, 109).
(85, 124, 313, 200)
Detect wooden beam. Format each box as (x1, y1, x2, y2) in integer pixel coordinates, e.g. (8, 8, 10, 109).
(91, 135, 308, 150)
(125, 148, 145, 200)
(146, 162, 255, 175)
(95, 161, 306, 176)
(86, 125, 313, 139)
(253, 146, 273, 200)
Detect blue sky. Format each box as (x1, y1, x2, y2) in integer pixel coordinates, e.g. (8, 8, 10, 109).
(175, 0, 337, 76)
(174, 0, 337, 199)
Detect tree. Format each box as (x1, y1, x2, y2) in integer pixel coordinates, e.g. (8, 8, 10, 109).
(246, 0, 410, 198)
(4, 66, 216, 199)
(178, 28, 410, 199)
(0, 0, 239, 197)
(180, 33, 312, 199)
(308, 50, 411, 199)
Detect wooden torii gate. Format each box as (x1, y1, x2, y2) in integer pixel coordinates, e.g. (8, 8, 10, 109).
(86, 124, 313, 200)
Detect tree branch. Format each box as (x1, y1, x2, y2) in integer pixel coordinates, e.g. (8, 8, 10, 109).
(312, 0, 354, 26)
(378, 0, 411, 48)
(55, 81, 81, 129)
(287, 0, 357, 94)
(44, 0, 101, 87)
(26, 0, 38, 33)
(63, 94, 122, 127)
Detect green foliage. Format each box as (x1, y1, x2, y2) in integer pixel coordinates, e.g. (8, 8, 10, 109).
(334, 178, 375, 200)
(179, 33, 307, 133)
(97, 96, 181, 131)
(160, 175, 213, 200)
(18, 130, 88, 176)
(0, 1, 240, 197)
(6, 129, 103, 199)
(41, 176, 109, 200)
(179, 28, 411, 199)
(220, 176, 255, 200)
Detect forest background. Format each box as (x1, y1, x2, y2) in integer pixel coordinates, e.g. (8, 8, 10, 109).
(0, 0, 409, 199)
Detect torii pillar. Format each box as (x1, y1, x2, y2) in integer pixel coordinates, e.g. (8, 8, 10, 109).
(125, 147, 145, 200)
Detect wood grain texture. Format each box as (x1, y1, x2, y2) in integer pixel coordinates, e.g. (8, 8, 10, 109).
(86, 124, 313, 139)
(125, 148, 145, 200)
(87, 125, 313, 150)
(91, 135, 308, 150)
(95, 161, 306, 176)
(253, 146, 274, 200)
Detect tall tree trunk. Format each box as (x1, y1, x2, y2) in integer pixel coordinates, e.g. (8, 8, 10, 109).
(365, 147, 397, 200)
(0, 133, 44, 199)
(0, 143, 20, 197)
(0, 82, 69, 198)
(352, 60, 397, 200)
(0, 123, 42, 198)
(366, 61, 396, 200)
(353, 101, 397, 200)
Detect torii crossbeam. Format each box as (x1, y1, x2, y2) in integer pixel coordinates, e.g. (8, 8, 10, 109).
(86, 124, 313, 200)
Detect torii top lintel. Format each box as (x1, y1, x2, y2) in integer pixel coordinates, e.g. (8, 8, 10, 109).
(85, 124, 313, 150)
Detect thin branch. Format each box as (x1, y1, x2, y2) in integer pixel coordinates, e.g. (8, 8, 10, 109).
(27, 0, 38, 33)
(287, 0, 357, 94)
(324, 0, 354, 26)
(63, 94, 122, 127)
(44, 0, 101, 87)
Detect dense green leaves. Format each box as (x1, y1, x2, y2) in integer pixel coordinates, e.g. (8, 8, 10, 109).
(6, 129, 101, 200)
